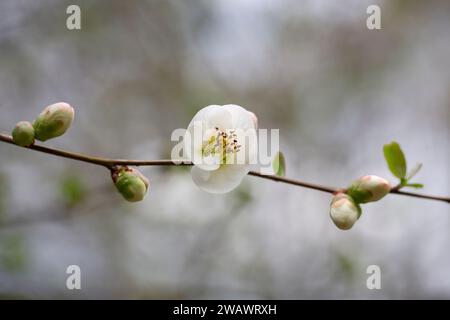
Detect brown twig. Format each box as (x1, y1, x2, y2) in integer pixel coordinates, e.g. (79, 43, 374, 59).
(1, 133, 449, 203)
(0, 133, 187, 169)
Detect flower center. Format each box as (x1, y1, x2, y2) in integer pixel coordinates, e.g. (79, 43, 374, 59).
(202, 127, 241, 162)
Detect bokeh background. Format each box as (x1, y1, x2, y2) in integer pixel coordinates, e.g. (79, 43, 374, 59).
(0, 0, 449, 299)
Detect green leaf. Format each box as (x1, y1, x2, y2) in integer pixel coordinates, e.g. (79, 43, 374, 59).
(0, 234, 27, 273)
(335, 253, 355, 280)
(404, 183, 424, 189)
(406, 163, 422, 180)
(383, 141, 407, 179)
(272, 151, 286, 177)
(231, 183, 253, 211)
(60, 176, 87, 208)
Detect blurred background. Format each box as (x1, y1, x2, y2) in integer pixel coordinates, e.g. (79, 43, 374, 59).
(0, 0, 449, 299)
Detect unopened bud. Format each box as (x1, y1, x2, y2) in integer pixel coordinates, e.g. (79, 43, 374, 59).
(33, 102, 75, 141)
(12, 121, 35, 147)
(112, 167, 149, 202)
(347, 175, 391, 203)
(330, 193, 361, 230)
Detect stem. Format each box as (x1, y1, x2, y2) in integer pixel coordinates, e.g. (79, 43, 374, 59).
(390, 189, 450, 203)
(0, 133, 189, 169)
(247, 171, 337, 194)
(1, 133, 449, 204)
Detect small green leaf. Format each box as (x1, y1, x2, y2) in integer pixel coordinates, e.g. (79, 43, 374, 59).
(335, 253, 355, 280)
(231, 183, 253, 211)
(383, 141, 407, 179)
(406, 163, 422, 180)
(60, 176, 87, 208)
(272, 152, 286, 177)
(0, 234, 27, 273)
(404, 183, 424, 189)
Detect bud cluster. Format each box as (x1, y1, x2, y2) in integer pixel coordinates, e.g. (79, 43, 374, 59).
(11, 102, 75, 146)
(11, 103, 150, 203)
(330, 175, 391, 230)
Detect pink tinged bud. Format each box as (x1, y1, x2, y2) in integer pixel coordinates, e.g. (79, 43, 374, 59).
(347, 175, 391, 203)
(12, 121, 35, 147)
(112, 167, 149, 202)
(330, 193, 360, 230)
(33, 102, 75, 141)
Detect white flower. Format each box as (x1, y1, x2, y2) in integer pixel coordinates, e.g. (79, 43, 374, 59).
(184, 104, 258, 193)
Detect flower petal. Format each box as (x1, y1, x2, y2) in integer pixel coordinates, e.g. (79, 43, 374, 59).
(223, 104, 256, 130)
(196, 154, 221, 171)
(185, 105, 222, 144)
(191, 165, 250, 194)
(189, 104, 220, 124)
(205, 106, 233, 129)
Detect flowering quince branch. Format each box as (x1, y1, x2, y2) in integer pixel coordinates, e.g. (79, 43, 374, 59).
(0, 132, 447, 202)
(0, 102, 449, 230)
